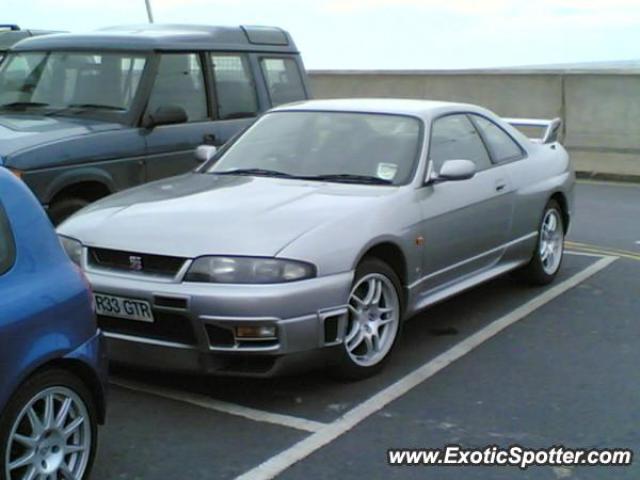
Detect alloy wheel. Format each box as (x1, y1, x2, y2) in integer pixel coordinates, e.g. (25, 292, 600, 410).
(346, 273, 400, 367)
(5, 386, 92, 480)
(539, 209, 564, 275)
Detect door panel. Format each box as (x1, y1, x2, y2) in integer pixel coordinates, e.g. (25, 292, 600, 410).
(417, 113, 515, 292)
(419, 168, 514, 289)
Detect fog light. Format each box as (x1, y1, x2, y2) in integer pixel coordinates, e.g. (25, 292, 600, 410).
(235, 326, 277, 338)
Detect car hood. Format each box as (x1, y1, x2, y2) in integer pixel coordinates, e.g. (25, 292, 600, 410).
(0, 114, 123, 160)
(58, 173, 396, 258)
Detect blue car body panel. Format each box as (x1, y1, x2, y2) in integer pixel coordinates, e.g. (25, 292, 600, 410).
(0, 167, 106, 420)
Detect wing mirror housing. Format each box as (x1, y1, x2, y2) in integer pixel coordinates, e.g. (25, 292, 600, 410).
(430, 159, 476, 183)
(144, 105, 188, 129)
(194, 145, 218, 163)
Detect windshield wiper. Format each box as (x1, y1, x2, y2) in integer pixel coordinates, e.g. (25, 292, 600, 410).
(302, 174, 393, 185)
(0, 101, 50, 110)
(213, 168, 298, 179)
(46, 103, 126, 116)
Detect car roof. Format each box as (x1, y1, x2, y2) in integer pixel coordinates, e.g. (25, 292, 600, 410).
(271, 98, 491, 120)
(11, 24, 299, 53)
(0, 28, 62, 50)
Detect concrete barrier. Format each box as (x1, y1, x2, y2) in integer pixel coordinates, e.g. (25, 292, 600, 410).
(309, 69, 640, 178)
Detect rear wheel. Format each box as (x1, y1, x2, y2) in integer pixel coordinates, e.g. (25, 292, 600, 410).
(48, 197, 90, 226)
(330, 258, 403, 380)
(0, 369, 98, 480)
(515, 199, 565, 285)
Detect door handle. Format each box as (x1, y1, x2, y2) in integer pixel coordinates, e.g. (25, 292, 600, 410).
(495, 180, 507, 192)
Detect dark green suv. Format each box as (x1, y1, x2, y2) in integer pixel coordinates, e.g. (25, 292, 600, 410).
(0, 24, 311, 223)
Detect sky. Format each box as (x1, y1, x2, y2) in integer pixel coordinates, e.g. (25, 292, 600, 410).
(5, 0, 640, 70)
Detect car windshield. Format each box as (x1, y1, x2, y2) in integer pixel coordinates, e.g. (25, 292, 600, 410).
(209, 111, 423, 185)
(0, 51, 147, 118)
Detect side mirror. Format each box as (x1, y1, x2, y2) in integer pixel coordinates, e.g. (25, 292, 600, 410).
(194, 145, 217, 163)
(432, 159, 476, 183)
(144, 105, 188, 129)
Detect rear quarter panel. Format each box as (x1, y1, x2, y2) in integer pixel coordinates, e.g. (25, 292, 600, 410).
(507, 142, 575, 239)
(0, 171, 95, 411)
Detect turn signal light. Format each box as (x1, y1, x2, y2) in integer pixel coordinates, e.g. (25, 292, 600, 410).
(8, 168, 23, 179)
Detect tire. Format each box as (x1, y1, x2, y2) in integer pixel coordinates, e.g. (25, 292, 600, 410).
(515, 199, 565, 286)
(48, 197, 90, 226)
(329, 257, 404, 381)
(0, 369, 98, 480)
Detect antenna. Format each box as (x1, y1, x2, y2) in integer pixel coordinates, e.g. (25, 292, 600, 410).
(145, 0, 155, 23)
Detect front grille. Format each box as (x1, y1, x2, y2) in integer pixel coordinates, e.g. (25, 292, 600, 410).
(89, 248, 186, 278)
(98, 312, 197, 345)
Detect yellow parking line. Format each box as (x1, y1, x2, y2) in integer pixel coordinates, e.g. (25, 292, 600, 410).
(565, 241, 640, 262)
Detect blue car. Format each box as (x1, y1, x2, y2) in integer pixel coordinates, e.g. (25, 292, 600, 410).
(0, 167, 106, 480)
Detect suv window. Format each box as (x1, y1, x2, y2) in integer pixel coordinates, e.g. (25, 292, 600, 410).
(0, 51, 147, 112)
(147, 53, 207, 122)
(261, 57, 306, 107)
(210, 54, 258, 120)
(471, 115, 524, 162)
(0, 203, 15, 275)
(429, 114, 492, 172)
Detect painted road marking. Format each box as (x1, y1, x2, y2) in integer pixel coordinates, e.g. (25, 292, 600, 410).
(236, 255, 618, 480)
(111, 377, 327, 433)
(566, 241, 640, 261)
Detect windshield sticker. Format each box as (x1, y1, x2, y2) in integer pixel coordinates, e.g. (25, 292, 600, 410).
(377, 162, 398, 181)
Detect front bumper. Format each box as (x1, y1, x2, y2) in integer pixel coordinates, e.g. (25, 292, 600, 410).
(88, 269, 353, 377)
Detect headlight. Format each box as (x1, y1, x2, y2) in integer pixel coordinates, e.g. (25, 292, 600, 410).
(184, 256, 316, 284)
(59, 235, 83, 266)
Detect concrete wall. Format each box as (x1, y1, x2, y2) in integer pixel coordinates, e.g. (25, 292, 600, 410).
(309, 70, 640, 178)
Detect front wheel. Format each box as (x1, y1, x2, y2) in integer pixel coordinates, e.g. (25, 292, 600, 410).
(330, 258, 403, 380)
(0, 369, 98, 480)
(515, 199, 565, 285)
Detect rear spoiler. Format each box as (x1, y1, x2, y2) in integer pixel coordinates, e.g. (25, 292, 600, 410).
(504, 117, 562, 144)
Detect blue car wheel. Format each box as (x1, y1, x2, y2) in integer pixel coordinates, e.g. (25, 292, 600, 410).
(1, 369, 97, 480)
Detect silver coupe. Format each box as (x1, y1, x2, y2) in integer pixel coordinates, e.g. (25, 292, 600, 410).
(58, 99, 574, 379)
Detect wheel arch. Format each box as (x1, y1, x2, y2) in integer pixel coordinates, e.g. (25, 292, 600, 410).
(549, 191, 570, 233)
(25, 358, 106, 425)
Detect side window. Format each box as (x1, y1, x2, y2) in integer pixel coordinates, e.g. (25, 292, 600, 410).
(429, 114, 492, 173)
(147, 53, 207, 122)
(0, 204, 16, 275)
(472, 115, 524, 162)
(210, 54, 258, 120)
(260, 57, 306, 107)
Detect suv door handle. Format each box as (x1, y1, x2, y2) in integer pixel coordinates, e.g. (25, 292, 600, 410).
(495, 180, 507, 192)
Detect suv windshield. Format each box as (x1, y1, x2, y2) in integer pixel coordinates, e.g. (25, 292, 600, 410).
(209, 111, 422, 185)
(0, 51, 147, 119)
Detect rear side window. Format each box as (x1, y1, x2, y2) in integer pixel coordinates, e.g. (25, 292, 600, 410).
(210, 54, 258, 120)
(147, 53, 207, 122)
(260, 57, 306, 107)
(471, 115, 524, 162)
(0, 203, 15, 275)
(429, 114, 492, 173)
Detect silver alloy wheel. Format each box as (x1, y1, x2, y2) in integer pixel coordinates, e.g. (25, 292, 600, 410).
(539, 208, 564, 275)
(346, 273, 400, 367)
(5, 386, 92, 480)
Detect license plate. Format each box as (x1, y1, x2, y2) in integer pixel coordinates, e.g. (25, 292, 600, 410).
(94, 293, 154, 323)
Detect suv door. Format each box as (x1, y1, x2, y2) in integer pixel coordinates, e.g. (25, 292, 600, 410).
(418, 114, 514, 290)
(142, 52, 258, 182)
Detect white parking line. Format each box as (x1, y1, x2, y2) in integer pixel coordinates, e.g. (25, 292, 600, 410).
(236, 255, 618, 480)
(110, 377, 327, 433)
